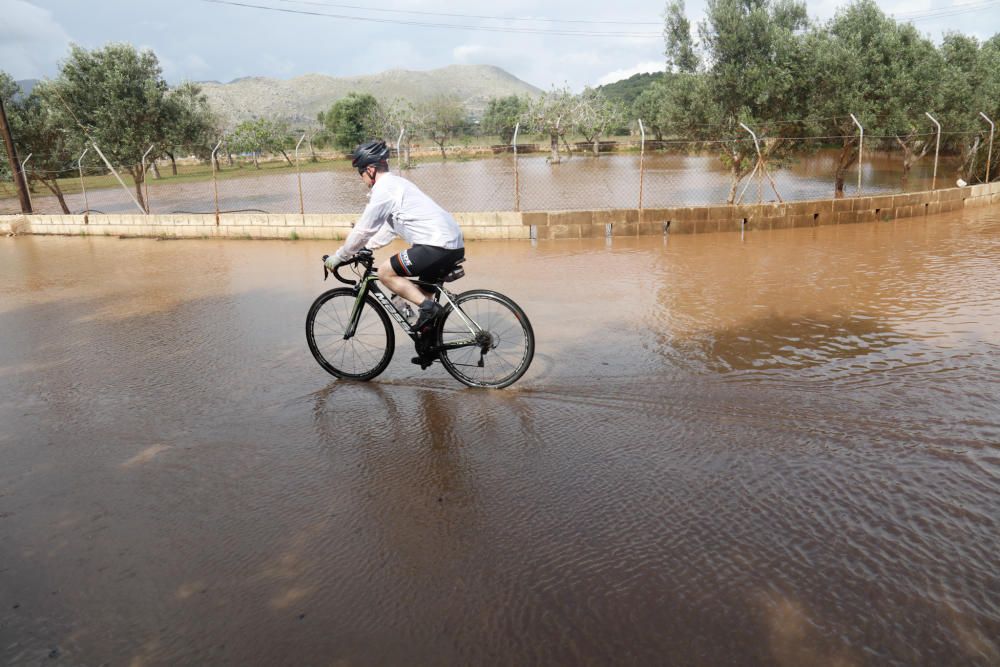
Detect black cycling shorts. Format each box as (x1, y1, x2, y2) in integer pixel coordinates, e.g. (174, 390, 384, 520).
(390, 244, 465, 282)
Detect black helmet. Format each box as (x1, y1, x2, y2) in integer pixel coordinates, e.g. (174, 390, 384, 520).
(351, 139, 389, 172)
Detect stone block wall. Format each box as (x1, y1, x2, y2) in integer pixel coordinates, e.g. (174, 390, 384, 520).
(2, 183, 998, 240)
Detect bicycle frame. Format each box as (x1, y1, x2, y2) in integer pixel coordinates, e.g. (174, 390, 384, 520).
(345, 268, 486, 356)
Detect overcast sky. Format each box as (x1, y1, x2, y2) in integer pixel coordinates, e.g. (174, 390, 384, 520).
(3, 0, 999, 91)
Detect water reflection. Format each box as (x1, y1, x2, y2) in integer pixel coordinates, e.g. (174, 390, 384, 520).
(1, 207, 999, 665)
(661, 311, 903, 374)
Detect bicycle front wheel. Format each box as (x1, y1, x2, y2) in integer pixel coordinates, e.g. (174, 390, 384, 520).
(306, 288, 394, 380)
(438, 289, 534, 389)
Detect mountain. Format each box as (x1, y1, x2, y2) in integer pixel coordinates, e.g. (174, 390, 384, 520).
(198, 64, 542, 128)
(597, 72, 663, 106)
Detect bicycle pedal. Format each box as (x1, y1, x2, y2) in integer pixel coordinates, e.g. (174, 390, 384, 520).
(411, 356, 434, 369)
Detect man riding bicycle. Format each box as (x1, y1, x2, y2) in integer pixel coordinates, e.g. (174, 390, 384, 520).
(324, 139, 465, 350)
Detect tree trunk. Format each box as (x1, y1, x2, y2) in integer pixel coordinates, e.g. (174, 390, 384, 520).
(253, 152, 260, 169)
(725, 150, 754, 205)
(279, 149, 294, 167)
(152, 161, 161, 179)
(436, 140, 447, 160)
(168, 151, 178, 176)
(39, 177, 71, 214)
(833, 139, 857, 198)
(227, 151, 233, 167)
(593, 138, 600, 157)
(896, 136, 932, 190)
(958, 136, 980, 182)
(130, 165, 147, 212)
(549, 133, 560, 163)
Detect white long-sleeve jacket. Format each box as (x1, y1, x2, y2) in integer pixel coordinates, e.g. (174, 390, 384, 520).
(336, 173, 464, 257)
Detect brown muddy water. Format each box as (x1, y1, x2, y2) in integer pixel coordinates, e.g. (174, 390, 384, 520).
(1, 207, 999, 665)
(4, 149, 946, 215)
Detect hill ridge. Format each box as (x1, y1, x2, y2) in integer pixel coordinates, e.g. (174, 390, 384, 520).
(199, 64, 541, 128)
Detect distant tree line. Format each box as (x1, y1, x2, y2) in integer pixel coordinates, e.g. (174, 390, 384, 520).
(1, 44, 221, 213)
(630, 0, 1000, 199)
(3, 1, 999, 212)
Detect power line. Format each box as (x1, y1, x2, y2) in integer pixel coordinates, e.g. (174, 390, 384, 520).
(274, 0, 662, 26)
(892, 0, 1000, 22)
(200, 0, 662, 38)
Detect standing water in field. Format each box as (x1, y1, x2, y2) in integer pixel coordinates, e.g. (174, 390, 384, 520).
(0, 205, 998, 665)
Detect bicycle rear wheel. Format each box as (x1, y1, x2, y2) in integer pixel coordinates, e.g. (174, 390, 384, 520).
(306, 288, 394, 380)
(437, 289, 534, 389)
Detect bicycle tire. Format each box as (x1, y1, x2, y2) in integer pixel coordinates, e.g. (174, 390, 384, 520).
(437, 289, 534, 389)
(306, 288, 394, 380)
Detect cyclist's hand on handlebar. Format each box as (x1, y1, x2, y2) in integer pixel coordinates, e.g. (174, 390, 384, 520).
(324, 249, 351, 271)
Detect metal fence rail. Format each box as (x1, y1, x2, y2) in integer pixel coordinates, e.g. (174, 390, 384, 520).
(2, 132, 997, 216)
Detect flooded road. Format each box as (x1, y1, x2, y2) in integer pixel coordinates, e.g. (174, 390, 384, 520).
(1, 207, 999, 665)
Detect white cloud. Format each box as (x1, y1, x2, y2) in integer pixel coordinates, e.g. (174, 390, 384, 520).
(596, 61, 665, 86)
(0, 0, 72, 79)
(453, 44, 486, 61)
(559, 51, 604, 66)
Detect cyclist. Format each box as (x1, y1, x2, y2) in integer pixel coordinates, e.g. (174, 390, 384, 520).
(324, 139, 465, 353)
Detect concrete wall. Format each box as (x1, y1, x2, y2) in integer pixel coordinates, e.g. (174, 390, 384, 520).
(526, 182, 1000, 240)
(3, 183, 998, 240)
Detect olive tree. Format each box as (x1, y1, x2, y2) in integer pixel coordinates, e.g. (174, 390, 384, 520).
(697, 0, 813, 202)
(322, 92, 380, 150)
(482, 95, 529, 145)
(574, 88, 625, 156)
(883, 23, 944, 188)
(417, 94, 467, 160)
(526, 86, 579, 163)
(938, 33, 1000, 183)
(806, 0, 902, 196)
(163, 81, 218, 175)
(46, 43, 172, 211)
(0, 74, 85, 213)
(227, 118, 294, 168)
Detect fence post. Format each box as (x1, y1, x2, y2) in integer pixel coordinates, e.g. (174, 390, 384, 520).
(141, 144, 154, 213)
(295, 133, 306, 220)
(850, 113, 864, 194)
(980, 112, 994, 183)
(90, 142, 145, 213)
(77, 147, 90, 223)
(637, 119, 645, 216)
(925, 112, 941, 190)
(396, 127, 405, 171)
(20, 153, 32, 210)
(512, 122, 521, 212)
(211, 140, 222, 226)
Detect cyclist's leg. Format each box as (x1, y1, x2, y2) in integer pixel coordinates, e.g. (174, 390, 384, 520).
(377, 257, 428, 306)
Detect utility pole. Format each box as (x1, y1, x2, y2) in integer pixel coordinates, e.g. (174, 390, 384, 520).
(0, 95, 32, 213)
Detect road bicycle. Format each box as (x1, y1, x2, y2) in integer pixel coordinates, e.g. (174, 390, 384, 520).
(306, 249, 534, 389)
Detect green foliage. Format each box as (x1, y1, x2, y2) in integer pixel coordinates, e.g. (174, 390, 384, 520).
(1, 74, 85, 212)
(526, 86, 579, 162)
(164, 82, 219, 163)
(322, 92, 379, 150)
(227, 117, 294, 167)
(597, 72, 663, 108)
(0, 72, 19, 182)
(481, 95, 529, 145)
(417, 94, 468, 158)
(47, 44, 170, 175)
(574, 88, 626, 151)
(664, 0, 699, 73)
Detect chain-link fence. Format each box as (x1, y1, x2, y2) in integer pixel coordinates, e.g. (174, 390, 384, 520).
(2, 134, 993, 216)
